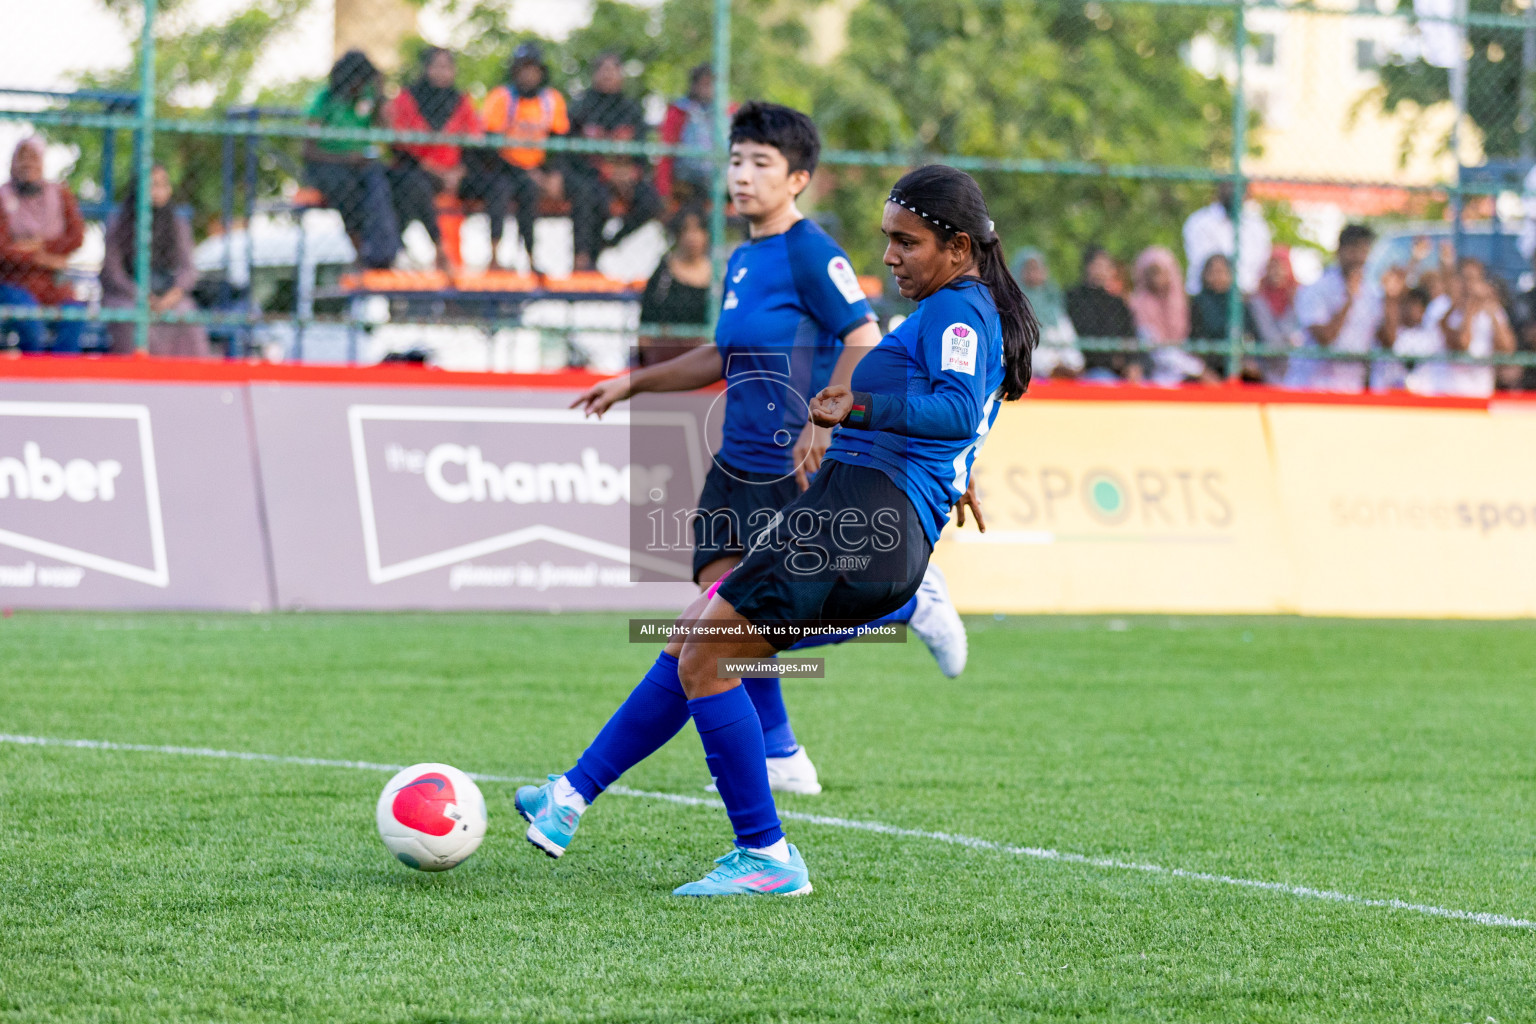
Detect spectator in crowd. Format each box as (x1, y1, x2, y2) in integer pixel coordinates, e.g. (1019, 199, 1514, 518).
(1376, 281, 1446, 393)
(1066, 245, 1145, 382)
(567, 53, 663, 271)
(657, 63, 717, 207)
(303, 51, 400, 270)
(481, 43, 570, 272)
(100, 165, 209, 357)
(1510, 250, 1536, 391)
(1128, 245, 1203, 384)
(386, 47, 500, 272)
(1184, 254, 1254, 384)
(1248, 246, 1301, 382)
(1182, 182, 1271, 296)
(0, 137, 85, 353)
(1014, 247, 1082, 379)
(1189, 253, 1259, 342)
(637, 205, 711, 366)
(1284, 224, 1387, 393)
(1486, 272, 1523, 392)
(1413, 257, 1515, 398)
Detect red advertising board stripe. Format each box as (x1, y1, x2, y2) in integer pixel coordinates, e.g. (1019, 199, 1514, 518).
(0, 355, 1519, 410)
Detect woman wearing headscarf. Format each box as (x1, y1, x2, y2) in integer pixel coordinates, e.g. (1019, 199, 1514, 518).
(1128, 245, 1203, 385)
(386, 47, 503, 271)
(1188, 253, 1258, 381)
(0, 137, 86, 352)
(1247, 246, 1301, 383)
(1014, 247, 1083, 379)
(1065, 245, 1145, 382)
(99, 165, 210, 357)
(303, 50, 400, 269)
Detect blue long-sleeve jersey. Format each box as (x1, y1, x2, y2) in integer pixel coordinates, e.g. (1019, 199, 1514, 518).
(823, 278, 1005, 545)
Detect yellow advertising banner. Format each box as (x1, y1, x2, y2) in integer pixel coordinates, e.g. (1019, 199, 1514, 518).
(1265, 405, 1536, 617)
(934, 400, 1291, 614)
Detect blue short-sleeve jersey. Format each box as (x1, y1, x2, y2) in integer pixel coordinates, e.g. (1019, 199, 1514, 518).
(824, 279, 1005, 545)
(713, 219, 875, 475)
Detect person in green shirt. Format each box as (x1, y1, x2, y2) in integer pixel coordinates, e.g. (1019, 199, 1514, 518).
(302, 50, 400, 269)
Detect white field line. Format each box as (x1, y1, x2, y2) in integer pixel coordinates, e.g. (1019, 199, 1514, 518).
(4, 732, 1533, 931)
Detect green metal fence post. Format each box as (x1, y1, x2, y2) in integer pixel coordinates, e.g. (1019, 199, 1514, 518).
(133, 0, 158, 354)
(1226, 0, 1247, 381)
(707, 0, 731, 334)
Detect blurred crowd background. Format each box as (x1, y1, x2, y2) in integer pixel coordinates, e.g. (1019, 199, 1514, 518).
(2, 0, 1535, 396)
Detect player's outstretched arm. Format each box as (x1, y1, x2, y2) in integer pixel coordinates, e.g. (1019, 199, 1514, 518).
(571, 345, 724, 418)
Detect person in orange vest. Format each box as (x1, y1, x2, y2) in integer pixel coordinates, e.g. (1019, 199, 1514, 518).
(478, 43, 570, 273)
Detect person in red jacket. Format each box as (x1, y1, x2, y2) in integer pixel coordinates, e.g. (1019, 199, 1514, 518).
(0, 137, 86, 352)
(386, 47, 511, 271)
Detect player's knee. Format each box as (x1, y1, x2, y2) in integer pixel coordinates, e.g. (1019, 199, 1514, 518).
(663, 592, 712, 658)
(676, 642, 715, 700)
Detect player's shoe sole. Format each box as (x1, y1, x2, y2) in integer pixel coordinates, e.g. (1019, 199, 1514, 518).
(524, 822, 566, 859)
(515, 776, 581, 859)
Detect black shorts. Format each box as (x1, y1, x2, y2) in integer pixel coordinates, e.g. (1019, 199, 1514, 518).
(690, 458, 801, 583)
(716, 460, 931, 652)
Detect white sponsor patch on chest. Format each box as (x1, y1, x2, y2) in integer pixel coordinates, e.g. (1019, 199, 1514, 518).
(941, 322, 978, 375)
(827, 257, 866, 304)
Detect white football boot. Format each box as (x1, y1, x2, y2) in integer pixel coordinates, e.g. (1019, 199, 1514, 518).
(908, 563, 968, 678)
(765, 746, 823, 795)
(705, 745, 823, 795)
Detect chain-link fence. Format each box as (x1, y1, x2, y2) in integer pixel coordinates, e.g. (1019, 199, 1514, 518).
(2, 0, 1534, 392)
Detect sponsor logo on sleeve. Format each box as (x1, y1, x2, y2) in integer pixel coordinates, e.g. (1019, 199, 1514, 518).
(942, 323, 978, 376)
(827, 257, 866, 304)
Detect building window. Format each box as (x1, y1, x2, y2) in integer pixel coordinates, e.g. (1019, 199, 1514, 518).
(1252, 32, 1277, 66)
(1355, 38, 1380, 70)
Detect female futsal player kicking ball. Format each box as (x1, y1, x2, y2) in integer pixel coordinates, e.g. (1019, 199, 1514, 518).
(521, 164, 1036, 895)
(572, 102, 969, 799)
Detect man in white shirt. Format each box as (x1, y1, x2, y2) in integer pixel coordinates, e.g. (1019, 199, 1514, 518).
(1181, 182, 1273, 295)
(1285, 224, 1391, 394)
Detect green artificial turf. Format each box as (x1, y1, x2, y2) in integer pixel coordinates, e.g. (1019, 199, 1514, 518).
(1, 612, 1534, 1022)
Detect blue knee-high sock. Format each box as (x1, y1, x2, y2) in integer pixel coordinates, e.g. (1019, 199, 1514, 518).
(564, 652, 690, 804)
(689, 686, 784, 849)
(790, 596, 919, 650)
(742, 669, 798, 758)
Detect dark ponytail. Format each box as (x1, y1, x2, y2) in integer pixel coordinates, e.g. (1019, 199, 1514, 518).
(888, 165, 1037, 400)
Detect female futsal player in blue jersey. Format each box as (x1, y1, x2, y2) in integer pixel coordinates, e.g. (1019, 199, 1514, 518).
(521, 164, 1036, 895)
(572, 102, 969, 799)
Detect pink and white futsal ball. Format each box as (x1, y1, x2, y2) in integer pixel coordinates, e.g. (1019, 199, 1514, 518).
(376, 763, 487, 871)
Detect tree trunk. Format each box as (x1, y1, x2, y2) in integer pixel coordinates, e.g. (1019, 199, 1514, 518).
(333, 0, 418, 74)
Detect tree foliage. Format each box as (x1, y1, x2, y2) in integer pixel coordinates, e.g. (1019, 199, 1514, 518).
(58, 0, 1239, 273)
(433, 0, 1238, 279)
(59, 0, 314, 230)
(815, 0, 1238, 278)
(1374, 0, 1530, 164)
